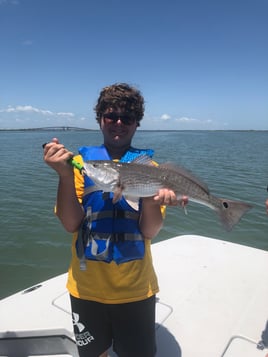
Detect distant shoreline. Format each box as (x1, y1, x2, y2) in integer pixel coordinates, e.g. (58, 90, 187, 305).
(0, 127, 267, 132)
(0, 126, 94, 132)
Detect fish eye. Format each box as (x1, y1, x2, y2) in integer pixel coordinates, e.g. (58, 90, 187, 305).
(223, 201, 229, 209)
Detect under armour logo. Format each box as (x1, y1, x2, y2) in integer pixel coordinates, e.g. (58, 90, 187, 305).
(72, 312, 85, 333)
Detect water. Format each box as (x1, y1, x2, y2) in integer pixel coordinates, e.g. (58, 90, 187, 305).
(0, 130, 268, 299)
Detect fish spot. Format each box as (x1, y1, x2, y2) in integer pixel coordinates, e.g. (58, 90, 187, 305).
(223, 201, 229, 209)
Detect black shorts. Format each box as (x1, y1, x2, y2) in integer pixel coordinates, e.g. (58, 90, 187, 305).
(70, 294, 156, 357)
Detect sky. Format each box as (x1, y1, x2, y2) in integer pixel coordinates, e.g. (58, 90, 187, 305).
(0, 0, 267, 130)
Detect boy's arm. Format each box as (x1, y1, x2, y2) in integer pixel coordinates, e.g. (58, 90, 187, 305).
(140, 189, 187, 240)
(43, 139, 85, 232)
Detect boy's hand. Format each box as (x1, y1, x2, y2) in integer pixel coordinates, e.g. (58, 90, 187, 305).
(43, 138, 74, 177)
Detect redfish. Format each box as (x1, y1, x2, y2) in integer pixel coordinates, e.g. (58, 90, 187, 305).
(82, 156, 252, 231)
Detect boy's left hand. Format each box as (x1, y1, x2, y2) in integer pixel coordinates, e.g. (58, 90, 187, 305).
(154, 189, 188, 207)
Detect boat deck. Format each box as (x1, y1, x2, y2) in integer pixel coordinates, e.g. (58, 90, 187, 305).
(1, 235, 268, 356)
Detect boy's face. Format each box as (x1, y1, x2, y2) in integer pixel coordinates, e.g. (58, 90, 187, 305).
(100, 107, 138, 150)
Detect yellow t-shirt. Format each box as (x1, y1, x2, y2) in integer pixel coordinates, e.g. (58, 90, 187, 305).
(66, 155, 159, 304)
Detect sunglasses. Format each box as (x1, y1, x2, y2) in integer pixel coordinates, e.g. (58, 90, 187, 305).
(103, 112, 137, 126)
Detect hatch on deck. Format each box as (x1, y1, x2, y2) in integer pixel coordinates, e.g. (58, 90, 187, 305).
(222, 335, 268, 357)
(52, 291, 173, 328)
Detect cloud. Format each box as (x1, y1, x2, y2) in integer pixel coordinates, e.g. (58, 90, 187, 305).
(175, 116, 213, 125)
(158, 114, 214, 127)
(140, 113, 221, 130)
(175, 116, 197, 123)
(160, 114, 171, 121)
(1, 105, 53, 115)
(0, 104, 88, 129)
(56, 112, 75, 117)
(0, 104, 225, 130)
(159, 114, 213, 126)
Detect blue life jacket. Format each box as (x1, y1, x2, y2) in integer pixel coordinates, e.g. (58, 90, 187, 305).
(76, 145, 154, 267)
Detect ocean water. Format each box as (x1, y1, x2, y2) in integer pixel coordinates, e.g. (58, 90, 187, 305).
(0, 130, 268, 299)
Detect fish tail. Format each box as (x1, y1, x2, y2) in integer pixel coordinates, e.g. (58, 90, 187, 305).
(216, 199, 253, 231)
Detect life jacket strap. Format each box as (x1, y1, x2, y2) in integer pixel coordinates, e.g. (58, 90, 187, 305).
(90, 210, 140, 221)
(77, 206, 92, 271)
(90, 232, 143, 242)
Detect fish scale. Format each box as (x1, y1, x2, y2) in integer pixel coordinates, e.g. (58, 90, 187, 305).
(118, 163, 209, 201)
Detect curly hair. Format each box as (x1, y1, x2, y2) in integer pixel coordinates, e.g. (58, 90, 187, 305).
(94, 83, 145, 124)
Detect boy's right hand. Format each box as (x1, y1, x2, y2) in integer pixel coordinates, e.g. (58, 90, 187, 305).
(43, 138, 74, 177)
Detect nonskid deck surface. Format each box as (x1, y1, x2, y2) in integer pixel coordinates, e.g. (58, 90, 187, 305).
(1, 235, 268, 356)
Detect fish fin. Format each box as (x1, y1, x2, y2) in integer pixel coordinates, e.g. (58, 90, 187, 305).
(159, 163, 209, 193)
(131, 155, 155, 166)
(125, 196, 140, 210)
(216, 198, 253, 231)
(181, 198, 188, 215)
(182, 205, 188, 215)
(112, 186, 123, 203)
(82, 165, 92, 177)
